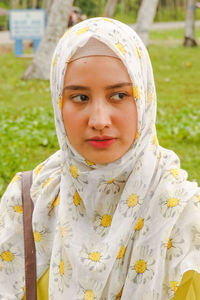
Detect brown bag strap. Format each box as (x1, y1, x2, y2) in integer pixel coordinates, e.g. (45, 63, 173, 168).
(22, 171, 37, 300)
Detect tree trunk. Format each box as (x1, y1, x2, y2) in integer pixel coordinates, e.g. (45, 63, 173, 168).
(22, 0, 74, 80)
(11, 0, 20, 8)
(183, 0, 197, 46)
(104, 0, 118, 17)
(135, 0, 160, 46)
(41, 0, 47, 8)
(22, 0, 27, 8)
(32, 0, 37, 8)
(46, 0, 54, 17)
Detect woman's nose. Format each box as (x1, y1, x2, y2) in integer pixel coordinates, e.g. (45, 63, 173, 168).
(88, 100, 112, 130)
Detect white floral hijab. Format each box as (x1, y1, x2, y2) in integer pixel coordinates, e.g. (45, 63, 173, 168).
(0, 17, 200, 300)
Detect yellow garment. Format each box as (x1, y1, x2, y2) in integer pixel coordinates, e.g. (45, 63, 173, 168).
(172, 270, 200, 300)
(22, 268, 49, 300)
(22, 269, 200, 299)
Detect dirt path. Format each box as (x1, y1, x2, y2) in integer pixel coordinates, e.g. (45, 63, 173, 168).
(129, 20, 200, 30)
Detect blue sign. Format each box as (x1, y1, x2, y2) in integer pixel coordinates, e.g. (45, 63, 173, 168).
(9, 9, 46, 56)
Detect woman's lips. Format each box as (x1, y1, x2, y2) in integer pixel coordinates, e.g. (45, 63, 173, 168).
(87, 136, 116, 149)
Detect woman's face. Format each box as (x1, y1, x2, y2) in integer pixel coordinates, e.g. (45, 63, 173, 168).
(62, 56, 137, 164)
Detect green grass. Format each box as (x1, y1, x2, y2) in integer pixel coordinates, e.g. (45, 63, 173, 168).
(0, 53, 58, 195)
(0, 32, 200, 197)
(150, 27, 200, 40)
(148, 44, 200, 184)
(114, 12, 137, 24)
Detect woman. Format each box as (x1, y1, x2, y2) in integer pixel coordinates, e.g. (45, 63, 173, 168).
(0, 17, 200, 299)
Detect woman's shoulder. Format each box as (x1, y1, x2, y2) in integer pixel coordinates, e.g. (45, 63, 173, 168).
(31, 150, 62, 204)
(1, 172, 23, 207)
(31, 150, 62, 182)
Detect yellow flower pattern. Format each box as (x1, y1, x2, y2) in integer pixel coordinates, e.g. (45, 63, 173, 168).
(42, 177, 53, 188)
(134, 259, 146, 274)
(34, 231, 41, 243)
(134, 131, 139, 140)
(53, 195, 60, 207)
(170, 168, 178, 178)
(136, 47, 141, 59)
(94, 209, 113, 236)
(134, 217, 144, 231)
(127, 194, 138, 207)
(77, 27, 89, 35)
(101, 214, 112, 227)
(11, 174, 19, 183)
(14, 205, 23, 214)
(153, 135, 158, 147)
(117, 245, 126, 259)
(103, 18, 113, 22)
(70, 164, 78, 179)
(53, 55, 57, 67)
(53, 251, 72, 292)
(62, 29, 70, 39)
(167, 197, 179, 208)
(86, 159, 95, 166)
(84, 290, 94, 300)
(129, 246, 155, 284)
(116, 43, 126, 55)
(133, 86, 140, 100)
(58, 97, 62, 110)
(73, 191, 81, 206)
(80, 244, 110, 272)
(0, 244, 22, 274)
(1, 250, 14, 262)
(48, 195, 60, 216)
(34, 163, 44, 175)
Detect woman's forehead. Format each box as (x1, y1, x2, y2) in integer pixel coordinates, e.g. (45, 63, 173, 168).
(64, 56, 132, 88)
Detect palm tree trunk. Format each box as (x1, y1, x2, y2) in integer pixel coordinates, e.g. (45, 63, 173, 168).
(11, 0, 19, 8)
(104, 0, 118, 17)
(22, 0, 74, 80)
(183, 0, 197, 46)
(22, 0, 27, 8)
(32, 0, 37, 8)
(135, 0, 160, 46)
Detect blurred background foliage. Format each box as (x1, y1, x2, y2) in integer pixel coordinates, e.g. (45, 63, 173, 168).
(0, 0, 200, 31)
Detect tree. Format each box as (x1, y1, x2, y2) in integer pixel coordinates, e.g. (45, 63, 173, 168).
(183, 0, 197, 46)
(41, 0, 47, 8)
(11, 0, 19, 8)
(135, 0, 160, 46)
(22, 0, 74, 80)
(32, 0, 38, 8)
(46, 0, 54, 15)
(104, 0, 118, 17)
(22, 0, 27, 8)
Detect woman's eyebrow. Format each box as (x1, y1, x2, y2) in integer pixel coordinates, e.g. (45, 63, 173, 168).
(63, 85, 90, 91)
(63, 82, 132, 92)
(105, 82, 132, 90)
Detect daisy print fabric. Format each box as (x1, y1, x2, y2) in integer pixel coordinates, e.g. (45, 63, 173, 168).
(0, 17, 200, 300)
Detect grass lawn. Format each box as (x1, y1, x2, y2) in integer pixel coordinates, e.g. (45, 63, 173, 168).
(150, 27, 200, 42)
(0, 29, 200, 197)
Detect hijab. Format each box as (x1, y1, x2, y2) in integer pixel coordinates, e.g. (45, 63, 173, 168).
(0, 17, 200, 300)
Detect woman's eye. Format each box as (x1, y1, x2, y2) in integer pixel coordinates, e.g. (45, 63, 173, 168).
(71, 94, 89, 102)
(111, 92, 127, 101)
